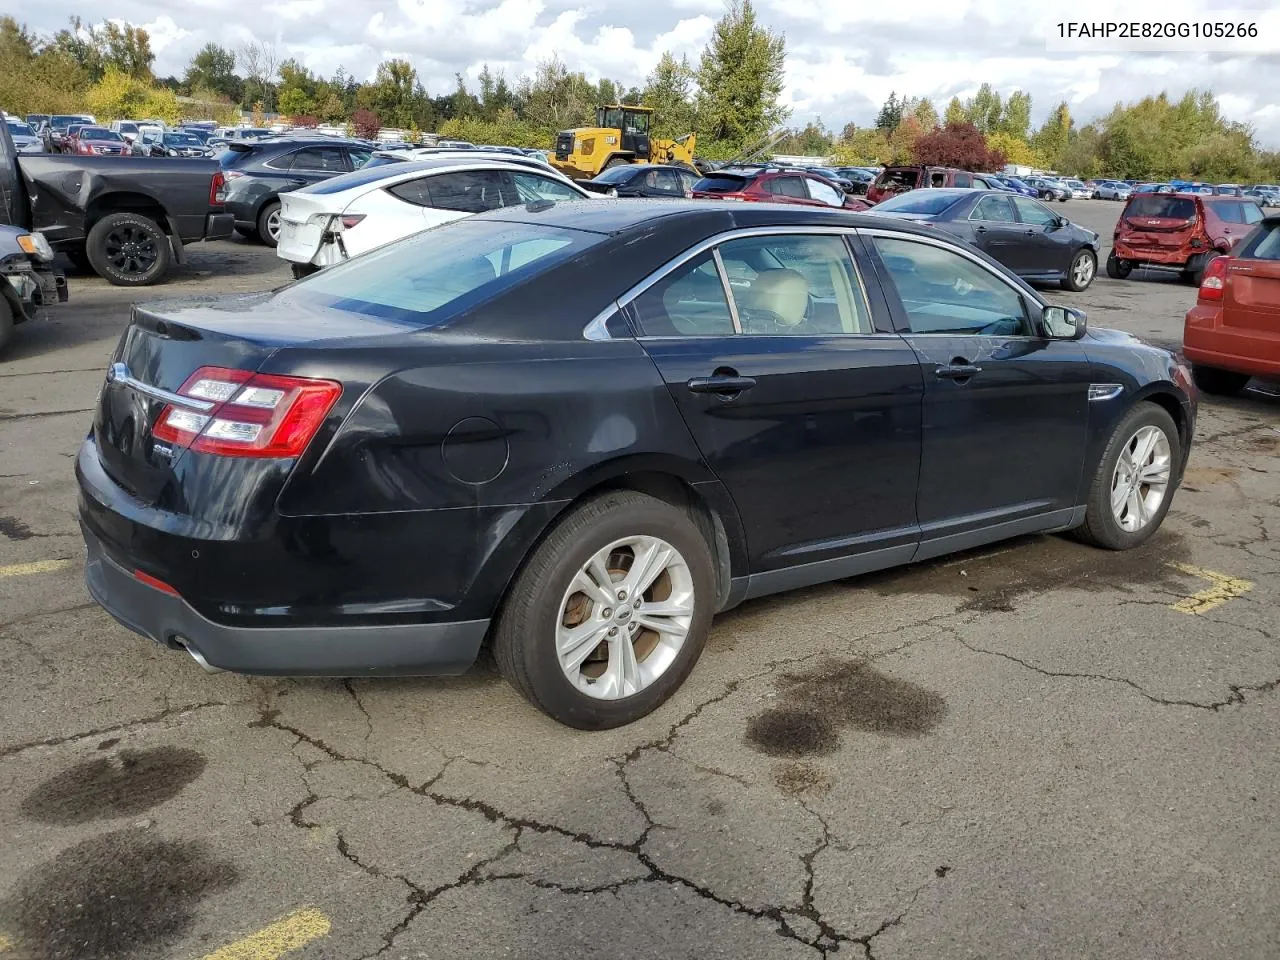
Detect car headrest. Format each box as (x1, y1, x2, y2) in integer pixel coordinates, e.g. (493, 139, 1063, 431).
(743, 269, 808, 326)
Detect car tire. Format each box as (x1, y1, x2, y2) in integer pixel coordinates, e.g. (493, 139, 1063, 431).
(1183, 253, 1220, 287)
(1191, 364, 1250, 396)
(257, 201, 282, 248)
(493, 490, 716, 730)
(0, 295, 14, 355)
(85, 212, 172, 286)
(602, 157, 631, 171)
(1073, 403, 1181, 550)
(1105, 252, 1133, 279)
(290, 262, 319, 280)
(1062, 249, 1097, 291)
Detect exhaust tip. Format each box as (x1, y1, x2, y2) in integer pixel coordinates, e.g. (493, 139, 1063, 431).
(176, 638, 225, 674)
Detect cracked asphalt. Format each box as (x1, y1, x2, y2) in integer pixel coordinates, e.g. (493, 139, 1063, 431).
(1, 202, 1278, 959)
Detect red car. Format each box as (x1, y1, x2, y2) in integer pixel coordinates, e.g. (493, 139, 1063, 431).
(691, 166, 871, 211)
(65, 126, 130, 157)
(1108, 191, 1264, 284)
(1183, 217, 1280, 394)
(865, 165, 979, 204)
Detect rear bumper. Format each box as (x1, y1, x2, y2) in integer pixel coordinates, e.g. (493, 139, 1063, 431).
(1113, 243, 1190, 266)
(83, 525, 488, 677)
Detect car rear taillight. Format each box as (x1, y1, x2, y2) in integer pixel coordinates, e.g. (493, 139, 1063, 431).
(1198, 256, 1229, 301)
(210, 171, 227, 205)
(337, 214, 365, 230)
(151, 366, 341, 458)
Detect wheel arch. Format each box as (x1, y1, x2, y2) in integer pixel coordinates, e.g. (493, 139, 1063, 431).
(85, 192, 171, 235)
(1132, 386, 1190, 453)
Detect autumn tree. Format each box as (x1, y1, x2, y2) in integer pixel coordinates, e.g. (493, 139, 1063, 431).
(913, 121, 1005, 170)
(943, 96, 966, 127)
(350, 108, 380, 139)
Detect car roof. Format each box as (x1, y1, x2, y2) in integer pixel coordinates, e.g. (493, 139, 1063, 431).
(296, 156, 581, 196)
(467, 197, 945, 238)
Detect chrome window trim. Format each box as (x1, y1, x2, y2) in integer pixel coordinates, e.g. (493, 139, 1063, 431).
(711, 248, 743, 333)
(105, 362, 215, 412)
(859, 227, 1049, 338)
(583, 301, 621, 341)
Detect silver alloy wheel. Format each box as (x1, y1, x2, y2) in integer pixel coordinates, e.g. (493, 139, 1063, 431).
(1073, 252, 1095, 287)
(556, 535, 694, 700)
(266, 208, 282, 242)
(1110, 424, 1172, 532)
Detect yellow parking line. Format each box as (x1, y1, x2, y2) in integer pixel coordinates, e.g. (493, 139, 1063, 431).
(0, 558, 76, 579)
(200, 908, 330, 960)
(1169, 563, 1254, 615)
(0, 932, 12, 953)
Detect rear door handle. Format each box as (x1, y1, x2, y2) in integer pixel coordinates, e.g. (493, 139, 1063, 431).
(935, 363, 982, 380)
(975, 225, 988, 233)
(687, 374, 757, 395)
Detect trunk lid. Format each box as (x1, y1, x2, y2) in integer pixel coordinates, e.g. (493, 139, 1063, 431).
(92, 292, 410, 502)
(278, 192, 336, 263)
(1223, 257, 1280, 332)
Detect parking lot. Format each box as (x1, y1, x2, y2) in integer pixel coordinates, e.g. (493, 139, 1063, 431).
(1, 198, 1278, 959)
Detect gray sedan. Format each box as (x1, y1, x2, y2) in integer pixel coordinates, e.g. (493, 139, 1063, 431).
(1095, 180, 1133, 201)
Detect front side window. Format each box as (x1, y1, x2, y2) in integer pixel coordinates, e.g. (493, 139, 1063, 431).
(871, 236, 1032, 337)
(348, 148, 373, 168)
(972, 195, 1017, 222)
(718, 235, 871, 335)
(1011, 196, 1058, 227)
(290, 147, 348, 172)
(510, 172, 581, 203)
(425, 170, 509, 213)
(953, 173, 972, 188)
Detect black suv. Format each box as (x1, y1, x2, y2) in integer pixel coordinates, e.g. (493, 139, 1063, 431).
(219, 138, 375, 246)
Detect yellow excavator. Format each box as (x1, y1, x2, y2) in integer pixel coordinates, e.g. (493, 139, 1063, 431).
(551, 105, 697, 179)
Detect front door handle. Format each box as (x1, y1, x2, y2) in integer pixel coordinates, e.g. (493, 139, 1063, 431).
(687, 373, 757, 396)
(975, 225, 988, 233)
(935, 362, 983, 380)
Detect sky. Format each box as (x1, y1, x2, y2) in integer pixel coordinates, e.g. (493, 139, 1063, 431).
(19, 0, 1280, 143)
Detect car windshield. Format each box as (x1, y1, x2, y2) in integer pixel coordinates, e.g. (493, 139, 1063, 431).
(284, 220, 602, 326)
(693, 174, 750, 193)
(164, 134, 202, 146)
(872, 191, 965, 215)
(50, 115, 82, 130)
(1208, 200, 1264, 224)
(594, 165, 642, 184)
(80, 128, 121, 141)
(1127, 196, 1196, 219)
(7, 121, 34, 136)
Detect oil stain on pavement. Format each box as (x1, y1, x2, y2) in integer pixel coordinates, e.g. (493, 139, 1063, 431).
(0, 517, 36, 541)
(0, 828, 238, 960)
(746, 659, 946, 758)
(19, 747, 207, 825)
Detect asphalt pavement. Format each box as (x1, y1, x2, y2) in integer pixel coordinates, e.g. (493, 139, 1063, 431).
(1, 200, 1277, 960)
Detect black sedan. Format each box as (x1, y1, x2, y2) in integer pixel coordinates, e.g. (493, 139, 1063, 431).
(869, 188, 1101, 291)
(78, 200, 1195, 729)
(579, 163, 698, 197)
(136, 131, 212, 158)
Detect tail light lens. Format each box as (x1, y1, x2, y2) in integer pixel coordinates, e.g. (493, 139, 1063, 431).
(210, 171, 227, 205)
(336, 214, 365, 230)
(151, 366, 341, 458)
(1198, 256, 1229, 301)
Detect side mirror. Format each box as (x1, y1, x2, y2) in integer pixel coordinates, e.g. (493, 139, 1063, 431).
(1042, 305, 1087, 340)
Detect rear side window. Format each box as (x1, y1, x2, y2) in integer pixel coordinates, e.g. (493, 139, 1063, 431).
(877, 168, 921, 190)
(423, 170, 509, 213)
(953, 173, 972, 188)
(290, 147, 348, 172)
(631, 253, 735, 337)
(285, 220, 599, 326)
(1127, 196, 1196, 219)
(387, 177, 435, 206)
(1238, 223, 1280, 260)
(694, 174, 749, 193)
(768, 176, 807, 199)
(1208, 200, 1264, 225)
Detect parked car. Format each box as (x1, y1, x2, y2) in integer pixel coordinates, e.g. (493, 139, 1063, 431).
(65, 126, 131, 157)
(865, 165, 988, 204)
(1182, 216, 1280, 394)
(109, 120, 142, 143)
(25, 114, 50, 131)
(0, 224, 67, 355)
(1, 122, 233, 285)
(868, 188, 1100, 290)
(1023, 176, 1070, 201)
(1061, 179, 1092, 200)
(580, 163, 697, 198)
(1215, 184, 1243, 197)
(218, 137, 376, 246)
(43, 115, 93, 153)
(832, 167, 875, 194)
(694, 166, 872, 210)
(1109, 192, 1265, 284)
(76, 199, 1196, 728)
(4, 119, 43, 154)
(179, 127, 215, 146)
(1133, 182, 1174, 195)
(1095, 180, 1133, 201)
(805, 167, 857, 193)
(277, 157, 592, 275)
(992, 175, 1039, 197)
(362, 147, 555, 171)
(137, 131, 213, 158)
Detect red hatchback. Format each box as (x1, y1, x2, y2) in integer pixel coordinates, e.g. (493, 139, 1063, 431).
(1183, 217, 1280, 394)
(1108, 192, 1264, 284)
(691, 167, 871, 211)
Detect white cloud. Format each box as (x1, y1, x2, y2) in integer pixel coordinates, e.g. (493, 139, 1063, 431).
(19, 0, 1280, 143)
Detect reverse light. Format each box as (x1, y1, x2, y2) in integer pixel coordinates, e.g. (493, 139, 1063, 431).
(1197, 256, 1229, 301)
(151, 366, 341, 458)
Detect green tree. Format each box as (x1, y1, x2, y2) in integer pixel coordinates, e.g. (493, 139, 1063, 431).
(451, 73, 480, 119)
(1031, 101, 1073, 169)
(966, 82, 1001, 134)
(911, 97, 939, 131)
(839, 120, 857, 142)
(998, 90, 1031, 139)
(277, 58, 316, 119)
(184, 44, 239, 101)
(695, 0, 788, 150)
(875, 91, 902, 131)
(643, 51, 696, 138)
(944, 96, 966, 127)
(357, 58, 425, 128)
(522, 56, 597, 134)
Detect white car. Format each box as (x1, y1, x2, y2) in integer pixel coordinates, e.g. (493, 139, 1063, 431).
(276, 156, 594, 275)
(1063, 179, 1092, 200)
(1095, 180, 1132, 201)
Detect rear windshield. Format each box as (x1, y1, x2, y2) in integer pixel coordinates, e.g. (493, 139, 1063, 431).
(1207, 199, 1264, 224)
(363, 154, 406, 168)
(871, 190, 964, 215)
(877, 168, 921, 190)
(693, 174, 749, 193)
(1127, 196, 1196, 219)
(283, 220, 602, 326)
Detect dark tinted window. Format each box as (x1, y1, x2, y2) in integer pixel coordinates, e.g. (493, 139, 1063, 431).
(872, 191, 966, 215)
(770, 176, 807, 198)
(877, 168, 921, 189)
(594, 165, 643, 184)
(953, 173, 972, 188)
(164, 133, 202, 146)
(1208, 200, 1264, 224)
(1127, 196, 1196, 219)
(286, 221, 598, 326)
(387, 177, 435, 206)
(694, 174, 750, 193)
(421, 170, 509, 212)
(78, 128, 121, 140)
(290, 147, 348, 172)
(7, 122, 34, 136)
